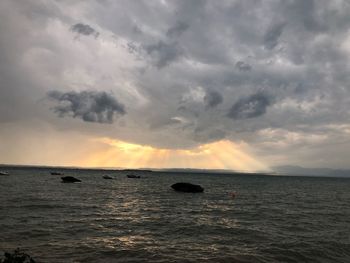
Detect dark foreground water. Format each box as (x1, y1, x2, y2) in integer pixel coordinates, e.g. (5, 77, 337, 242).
(1, 168, 350, 262)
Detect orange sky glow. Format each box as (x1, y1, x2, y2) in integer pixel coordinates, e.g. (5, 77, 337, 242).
(77, 138, 269, 172)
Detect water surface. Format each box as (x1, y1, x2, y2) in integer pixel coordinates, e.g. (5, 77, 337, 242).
(1, 168, 349, 262)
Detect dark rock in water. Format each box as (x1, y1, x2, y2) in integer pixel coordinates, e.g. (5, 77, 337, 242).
(61, 176, 81, 183)
(1, 248, 36, 263)
(127, 174, 141, 179)
(51, 172, 63, 175)
(171, 182, 204, 193)
(103, 175, 113, 179)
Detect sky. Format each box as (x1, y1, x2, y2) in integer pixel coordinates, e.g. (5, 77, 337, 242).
(1, 0, 350, 171)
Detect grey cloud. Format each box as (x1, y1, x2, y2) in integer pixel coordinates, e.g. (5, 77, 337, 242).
(166, 21, 189, 38)
(47, 90, 125, 124)
(126, 41, 145, 61)
(127, 42, 139, 54)
(203, 90, 223, 109)
(3, 0, 350, 168)
(235, 61, 252, 72)
(144, 41, 182, 68)
(149, 117, 182, 129)
(193, 128, 226, 143)
(132, 24, 143, 35)
(71, 23, 99, 38)
(294, 83, 306, 94)
(290, 0, 327, 32)
(263, 22, 286, 50)
(227, 92, 272, 120)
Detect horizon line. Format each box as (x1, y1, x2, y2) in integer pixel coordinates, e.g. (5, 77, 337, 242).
(0, 162, 270, 174)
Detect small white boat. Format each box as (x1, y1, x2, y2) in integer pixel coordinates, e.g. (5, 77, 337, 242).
(0, 171, 9, 176)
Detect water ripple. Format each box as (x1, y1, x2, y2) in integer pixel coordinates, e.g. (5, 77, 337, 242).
(1, 170, 350, 262)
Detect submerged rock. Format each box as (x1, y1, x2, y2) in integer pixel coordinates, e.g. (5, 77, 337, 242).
(103, 175, 113, 179)
(171, 182, 204, 193)
(61, 176, 81, 183)
(126, 174, 141, 179)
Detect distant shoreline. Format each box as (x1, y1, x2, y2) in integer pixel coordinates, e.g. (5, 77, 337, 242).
(0, 163, 271, 176)
(0, 163, 263, 173)
(1, 163, 350, 178)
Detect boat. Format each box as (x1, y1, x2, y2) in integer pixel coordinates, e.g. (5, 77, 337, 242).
(0, 171, 9, 176)
(103, 175, 113, 179)
(126, 174, 141, 179)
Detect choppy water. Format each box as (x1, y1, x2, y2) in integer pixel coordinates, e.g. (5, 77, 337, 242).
(1, 167, 350, 262)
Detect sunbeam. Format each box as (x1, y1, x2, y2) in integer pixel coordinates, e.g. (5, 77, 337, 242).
(78, 138, 269, 172)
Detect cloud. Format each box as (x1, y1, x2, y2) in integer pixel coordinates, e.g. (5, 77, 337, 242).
(235, 61, 252, 72)
(227, 92, 272, 120)
(144, 41, 182, 68)
(193, 128, 226, 143)
(263, 22, 286, 50)
(127, 41, 139, 55)
(71, 23, 99, 38)
(3, 0, 350, 168)
(290, 0, 327, 33)
(47, 90, 125, 124)
(203, 90, 223, 108)
(166, 21, 189, 38)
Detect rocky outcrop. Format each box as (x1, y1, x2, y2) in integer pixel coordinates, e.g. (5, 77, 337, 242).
(126, 174, 141, 178)
(1, 248, 36, 263)
(171, 182, 204, 193)
(61, 176, 81, 183)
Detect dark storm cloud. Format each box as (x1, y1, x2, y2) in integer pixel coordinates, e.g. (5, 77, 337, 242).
(235, 61, 252, 72)
(166, 21, 189, 38)
(227, 92, 272, 120)
(47, 90, 125, 124)
(203, 90, 223, 109)
(263, 22, 286, 50)
(71, 23, 99, 38)
(144, 41, 182, 68)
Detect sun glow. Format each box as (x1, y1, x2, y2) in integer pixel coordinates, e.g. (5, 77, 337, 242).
(78, 138, 268, 172)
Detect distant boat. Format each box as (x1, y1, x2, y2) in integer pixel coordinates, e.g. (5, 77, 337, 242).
(103, 175, 113, 179)
(0, 171, 9, 176)
(127, 174, 141, 179)
(51, 172, 63, 175)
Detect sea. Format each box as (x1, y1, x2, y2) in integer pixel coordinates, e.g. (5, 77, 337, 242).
(0, 167, 349, 262)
